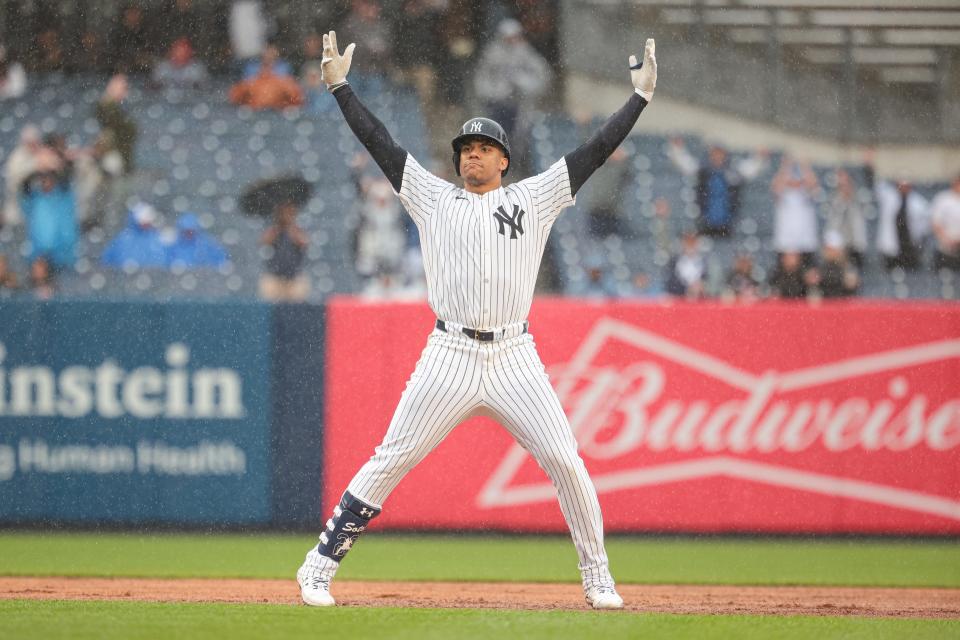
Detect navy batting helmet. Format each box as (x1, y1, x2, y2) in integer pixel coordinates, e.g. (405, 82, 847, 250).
(451, 117, 511, 177)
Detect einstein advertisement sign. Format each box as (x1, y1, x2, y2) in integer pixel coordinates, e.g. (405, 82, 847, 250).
(324, 299, 960, 535)
(0, 301, 271, 524)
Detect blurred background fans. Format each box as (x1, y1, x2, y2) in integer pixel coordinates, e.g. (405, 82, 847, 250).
(0, 0, 957, 303)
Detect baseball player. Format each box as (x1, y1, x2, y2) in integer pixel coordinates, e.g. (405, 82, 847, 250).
(298, 30, 657, 610)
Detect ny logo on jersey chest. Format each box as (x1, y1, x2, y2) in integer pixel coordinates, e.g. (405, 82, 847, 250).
(492, 204, 526, 239)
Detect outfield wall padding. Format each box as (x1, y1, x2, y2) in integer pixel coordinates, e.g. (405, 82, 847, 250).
(323, 298, 960, 535)
(0, 300, 325, 528)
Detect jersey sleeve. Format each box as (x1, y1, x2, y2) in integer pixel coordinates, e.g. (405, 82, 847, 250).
(396, 154, 452, 226)
(518, 157, 576, 225)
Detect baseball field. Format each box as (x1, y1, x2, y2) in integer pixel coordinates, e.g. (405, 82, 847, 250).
(0, 532, 958, 639)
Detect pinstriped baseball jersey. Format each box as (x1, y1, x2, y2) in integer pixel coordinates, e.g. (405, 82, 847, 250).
(397, 155, 573, 329)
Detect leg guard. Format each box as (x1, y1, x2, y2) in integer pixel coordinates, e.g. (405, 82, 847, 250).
(317, 491, 381, 562)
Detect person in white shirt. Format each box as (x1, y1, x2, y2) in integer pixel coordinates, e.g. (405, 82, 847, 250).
(772, 155, 820, 264)
(866, 160, 931, 271)
(0, 47, 27, 100)
(930, 175, 960, 271)
(3, 125, 42, 226)
(824, 168, 868, 268)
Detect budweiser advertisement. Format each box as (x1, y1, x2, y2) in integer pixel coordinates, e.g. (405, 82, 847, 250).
(324, 299, 960, 534)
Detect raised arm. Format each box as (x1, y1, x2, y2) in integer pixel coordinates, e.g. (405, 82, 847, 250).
(565, 39, 656, 196)
(322, 31, 407, 192)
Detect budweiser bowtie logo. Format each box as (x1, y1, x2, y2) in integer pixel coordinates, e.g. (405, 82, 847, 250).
(479, 317, 960, 522)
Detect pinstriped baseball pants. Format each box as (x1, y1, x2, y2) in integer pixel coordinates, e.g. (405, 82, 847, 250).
(346, 328, 612, 586)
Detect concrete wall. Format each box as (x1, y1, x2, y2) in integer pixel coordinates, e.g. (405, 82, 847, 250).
(560, 1, 959, 148)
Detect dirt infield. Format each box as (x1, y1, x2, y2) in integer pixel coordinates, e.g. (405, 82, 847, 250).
(2, 577, 959, 618)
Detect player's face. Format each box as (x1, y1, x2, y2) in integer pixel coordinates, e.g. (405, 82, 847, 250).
(459, 138, 508, 192)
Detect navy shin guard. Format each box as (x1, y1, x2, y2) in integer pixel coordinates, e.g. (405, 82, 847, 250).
(317, 491, 381, 561)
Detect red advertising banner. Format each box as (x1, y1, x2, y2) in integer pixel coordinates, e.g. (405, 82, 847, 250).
(324, 298, 960, 534)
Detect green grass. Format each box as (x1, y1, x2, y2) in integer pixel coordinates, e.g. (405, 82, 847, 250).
(0, 532, 958, 588)
(1, 600, 957, 640)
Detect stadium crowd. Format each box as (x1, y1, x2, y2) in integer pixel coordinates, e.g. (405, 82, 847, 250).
(0, 0, 958, 302)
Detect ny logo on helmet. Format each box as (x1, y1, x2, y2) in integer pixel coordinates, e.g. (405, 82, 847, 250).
(470, 121, 483, 133)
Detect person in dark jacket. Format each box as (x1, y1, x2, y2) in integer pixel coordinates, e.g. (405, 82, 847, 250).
(96, 74, 138, 174)
(259, 201, 309, 301)
(664, 229, 708, 298)
(768, 251, 815, 299)
(668, 139, 767, 238)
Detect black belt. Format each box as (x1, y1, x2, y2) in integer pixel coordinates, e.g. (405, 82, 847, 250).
(435, 319, 527, 342)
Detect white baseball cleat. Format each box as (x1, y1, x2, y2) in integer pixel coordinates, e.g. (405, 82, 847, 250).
(585, 584, 625, 610)
(296, 547, 339, 607)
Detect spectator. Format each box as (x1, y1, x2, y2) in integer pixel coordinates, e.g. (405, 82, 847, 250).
(815, 231, 860, 298)
(41, 133, 100, 228)
(243, 43, 292, 79)
(96, 74, 138, 175)
(434, 2, 479, 104)
(31, 26, 66, 72)
(824, 168, 867, 268)
(353, 174, 406, 296)
(3, 125, 42, 226)
(0, 46, 27, 100)
(651, 196, 672, 255)
(628, 271, 662, 298)
(664, 230, 708, 299)
(668, 139, 767, 238)
(768, 251, 816, 300)
(152, 38, 209, 89)
(229, 57, 304, 110)
(473, 19, 550, 147)
(571, 259, 619, 299)
(259, 201, 309, 302)
(295, 31, 324, 77)
(101, 203, 168, 269)
(30, 256, 55, 300)
(107, 4, 155, 74)
(302, 62, 333, 114)
(392, 0, 443, 107)
(20, 170, 78, 271)
(930, 174, 960, 271)
(77, 131, 126, 232)
(229, 0, 269, 72)
(724, 253, 760, 301)
(155, 0, 227, 69)
(68, 30, 109, 74)
(166, 213, 228, 269)
(772, 155, 820, 264)
(341, 0, 393, 93)
(0, 254, 19, 294)
(579, 141, 632, 239)
(866, 157, 930, 271)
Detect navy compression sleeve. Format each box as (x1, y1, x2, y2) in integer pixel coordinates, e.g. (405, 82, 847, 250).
(564, 93, 648, 196)
(332, 84, 407, 192)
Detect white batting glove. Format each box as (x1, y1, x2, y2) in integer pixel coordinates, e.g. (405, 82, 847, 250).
(630, 38, 657, 102)
(321, 30, 355, 89)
